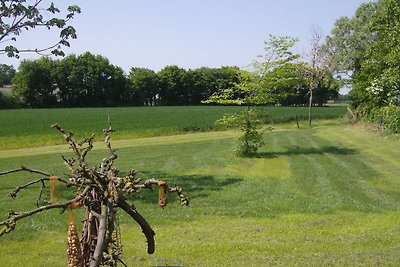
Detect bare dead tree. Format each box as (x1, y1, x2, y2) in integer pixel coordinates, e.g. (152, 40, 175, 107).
(298, 27, 329, 126)
(0, 122, 189, 267)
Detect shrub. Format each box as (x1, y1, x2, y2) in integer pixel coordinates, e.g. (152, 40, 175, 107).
(215, 107, 269, 157)
(0, 91, 17, 109)
(356, 105, 400, 133)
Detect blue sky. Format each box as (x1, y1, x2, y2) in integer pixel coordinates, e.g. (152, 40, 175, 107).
(2, 0, 370, 73)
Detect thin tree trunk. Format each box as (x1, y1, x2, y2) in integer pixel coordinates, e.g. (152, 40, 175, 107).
(308, 89, 313, 126)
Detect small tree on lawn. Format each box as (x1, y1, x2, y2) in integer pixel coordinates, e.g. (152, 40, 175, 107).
(205, 69, 267, 157)
(0, 122, 189, 267)
(205, 35, 299, 157)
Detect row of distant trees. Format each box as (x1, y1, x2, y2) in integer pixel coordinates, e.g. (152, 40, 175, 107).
(0, 52, 338, 108)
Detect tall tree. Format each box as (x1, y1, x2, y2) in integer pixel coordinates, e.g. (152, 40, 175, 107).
(361, 0, 400, 107)
(324, 2, 378, 83)
(54, 52, 128, 107)
(262, 62, 308, 106)
(324, 2, 379, 107)
(0, 64, 16, 86)
(0, 0, 80, 58)
(184, 66, 241, 105)
(12, 57, 57, 107)
(128, 67, 159, 106)
(157, 65, 187, 105)
(298, 29, 331, 125)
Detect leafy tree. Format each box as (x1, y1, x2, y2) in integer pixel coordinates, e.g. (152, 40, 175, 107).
(360, 0, 400, 108)
(12, 57, 57, 107)
(128, 67, 159, 106)
(13, 53, 129, 107)
(204, 70, 267, 157)
(324, 2, 378, 84)
(207, 35, 301, 106)
(262, 63, 308, 106)
(313, 72, 340, 106)
(54, 52, 128, 107)
(0, 64, 16, 86)
(324, 1, 385, 108)
(205, 35, 300, 156)
(253, 34, 300, 76)
(325, 0, 399, 110)
(184, 67, 214, 105)
(0, 0, 81, 58)
(184, 66, 241, 105)
(158, 65, 187, 105)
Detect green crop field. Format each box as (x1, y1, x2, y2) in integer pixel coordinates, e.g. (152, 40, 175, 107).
(1, 110, 400, 266)
(0, 106, 346, 149)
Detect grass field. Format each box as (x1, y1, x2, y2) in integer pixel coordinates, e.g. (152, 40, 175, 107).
(0, 105, 346, 149)
(1, 112, 400, 266)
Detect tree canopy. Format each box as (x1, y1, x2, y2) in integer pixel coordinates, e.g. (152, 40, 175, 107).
(325, 0, 399, 109)
(0, 64, 16, 86)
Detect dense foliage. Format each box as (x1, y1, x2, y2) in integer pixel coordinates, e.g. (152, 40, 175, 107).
(0, 64, 15, 86)
(325, 0, 400, 131)
(4, 49, 338, 108)
(8, 54, 244, 107)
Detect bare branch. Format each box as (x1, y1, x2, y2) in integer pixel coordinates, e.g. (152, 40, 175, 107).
(0, 166, 50, 176)
(0, 186, 90, 236)
(117, 198, 156, 254)
(0, 166, 74, 187)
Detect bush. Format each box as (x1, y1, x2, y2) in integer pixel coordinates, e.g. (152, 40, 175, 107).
(356, 105, 400, 133)
(0, 91, 17, 109)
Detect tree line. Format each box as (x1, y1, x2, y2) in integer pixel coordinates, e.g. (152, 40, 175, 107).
(0, 52, 338, 108)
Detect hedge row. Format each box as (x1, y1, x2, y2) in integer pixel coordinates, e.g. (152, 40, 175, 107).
(356, 105, 400, 133)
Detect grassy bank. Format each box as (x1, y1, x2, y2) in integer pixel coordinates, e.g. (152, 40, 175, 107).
(1, 120, 399, 266)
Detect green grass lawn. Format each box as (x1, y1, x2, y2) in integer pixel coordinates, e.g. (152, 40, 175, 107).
(1, 118, 400, 266)
(0, 105, 346, 149)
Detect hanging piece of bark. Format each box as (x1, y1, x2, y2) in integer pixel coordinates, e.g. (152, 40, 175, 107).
(49, 175, 60, 204)
(158, 180, 168, 208)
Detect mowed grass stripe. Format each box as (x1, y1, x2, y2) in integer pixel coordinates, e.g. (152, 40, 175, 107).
(287, 130, 346, 212)
(0, 130, 239, 159)
(317, 124, 400, 169)
(319, 128, 400, 211)
(316, 124, 400, 206)
(269, 127, 399, 213)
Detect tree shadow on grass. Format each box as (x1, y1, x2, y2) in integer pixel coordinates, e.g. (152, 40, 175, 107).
(257, 145, 358, 158)
(125, 171, 243, 204)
